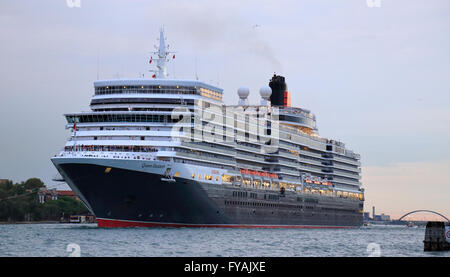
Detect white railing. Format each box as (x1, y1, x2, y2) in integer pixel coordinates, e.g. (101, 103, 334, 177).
(56, 151, 157, 161)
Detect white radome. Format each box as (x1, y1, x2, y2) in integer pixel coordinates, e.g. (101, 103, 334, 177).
(237, 86, 250, 99)
(259, 85, 272, 100)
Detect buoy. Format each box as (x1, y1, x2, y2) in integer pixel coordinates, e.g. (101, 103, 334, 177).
(423, 221, 450, 251)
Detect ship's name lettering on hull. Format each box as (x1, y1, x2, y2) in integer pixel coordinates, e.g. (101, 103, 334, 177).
(141, 163, 165, 169)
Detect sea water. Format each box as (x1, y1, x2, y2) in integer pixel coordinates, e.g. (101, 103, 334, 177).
(0, 223, 448, 257)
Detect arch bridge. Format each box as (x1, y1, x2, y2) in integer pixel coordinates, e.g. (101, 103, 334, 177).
(397, 210, 449, 222)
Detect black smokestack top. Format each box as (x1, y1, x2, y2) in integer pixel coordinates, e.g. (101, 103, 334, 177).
(269, 74, 287, 106)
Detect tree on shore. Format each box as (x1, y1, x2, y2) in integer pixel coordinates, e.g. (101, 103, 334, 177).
(0, 178, 89, 222)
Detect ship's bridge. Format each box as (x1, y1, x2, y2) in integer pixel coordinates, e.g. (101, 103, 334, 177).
(93, 79, 222, 99)
(90, 79, 223, 111)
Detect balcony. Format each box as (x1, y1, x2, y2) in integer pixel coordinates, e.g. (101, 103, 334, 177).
(176, 151, 235, 166)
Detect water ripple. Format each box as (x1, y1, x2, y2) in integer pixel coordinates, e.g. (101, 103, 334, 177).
(0, 223, 448, 257)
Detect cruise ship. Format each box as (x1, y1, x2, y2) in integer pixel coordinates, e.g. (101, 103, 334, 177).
(51, 28, 364, 228)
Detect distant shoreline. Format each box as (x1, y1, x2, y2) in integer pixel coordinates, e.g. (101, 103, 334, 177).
(0, 221, 96, 225)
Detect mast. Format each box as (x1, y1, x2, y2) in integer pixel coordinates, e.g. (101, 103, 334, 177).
(149, 27, 175, 79)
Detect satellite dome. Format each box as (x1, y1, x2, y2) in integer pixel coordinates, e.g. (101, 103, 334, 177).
(237, 86, 249, 99)
(259, 85, 272, 100)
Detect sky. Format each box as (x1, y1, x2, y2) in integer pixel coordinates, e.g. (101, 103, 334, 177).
(0, 0, 449, 220)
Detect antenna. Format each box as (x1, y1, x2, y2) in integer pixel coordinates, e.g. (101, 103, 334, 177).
(148, 26, 176, 79)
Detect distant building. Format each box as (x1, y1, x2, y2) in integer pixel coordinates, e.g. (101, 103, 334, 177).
(373, 213, 391, 222)
(38, 188, 79, 203)
(380, 213, 390, 221)
(363, 212, 371, 221)
(0, 179, 8, 184)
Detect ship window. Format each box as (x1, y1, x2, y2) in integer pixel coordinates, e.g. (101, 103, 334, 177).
(192, 173, 195, 179)
(271, 181, 279, 189)
(253, 179, 261, 187)
(222, 174, 233, 182)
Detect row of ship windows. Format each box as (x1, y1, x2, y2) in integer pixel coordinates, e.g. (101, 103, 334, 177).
(177, 148, 234, 161)
(92, 108, 195, 112)
(225, 200, 358, 214)
(278, 115, 316, 129)
(64, 145, 159, 152)
(66, 114, 189, 124)
(90, 98, 195, 105)
(280, 148, 356, 169)
(173, 158, 235, 171)
(277, 164, 359, 183)
(78, 126, 173, 132)
(189, 172, 363, 200)
(280, 141, 324, 157)
(183, 141, 235, 153)
(261, 156, 358, 178)
(191, 173, 235, 183)
(95, 86, 198, 95)
(199, 87, 222, 101)
(232, 191, 320, 203)
(70, 136, 173, 142)
(280, 139, 359, 163)
(232, 191, 258, 199)
(95, 86, 223, 98)
(224, 200, 313, 210)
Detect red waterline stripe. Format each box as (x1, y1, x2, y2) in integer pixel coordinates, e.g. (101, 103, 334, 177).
(97, 218, 355, 229)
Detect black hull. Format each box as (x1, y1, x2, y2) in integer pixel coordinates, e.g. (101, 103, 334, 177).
(56, 163, 363, 228)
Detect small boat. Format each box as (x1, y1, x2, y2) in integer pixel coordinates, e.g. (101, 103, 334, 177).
(407, 222, 414, 227)
(161, 167, 176, 182)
